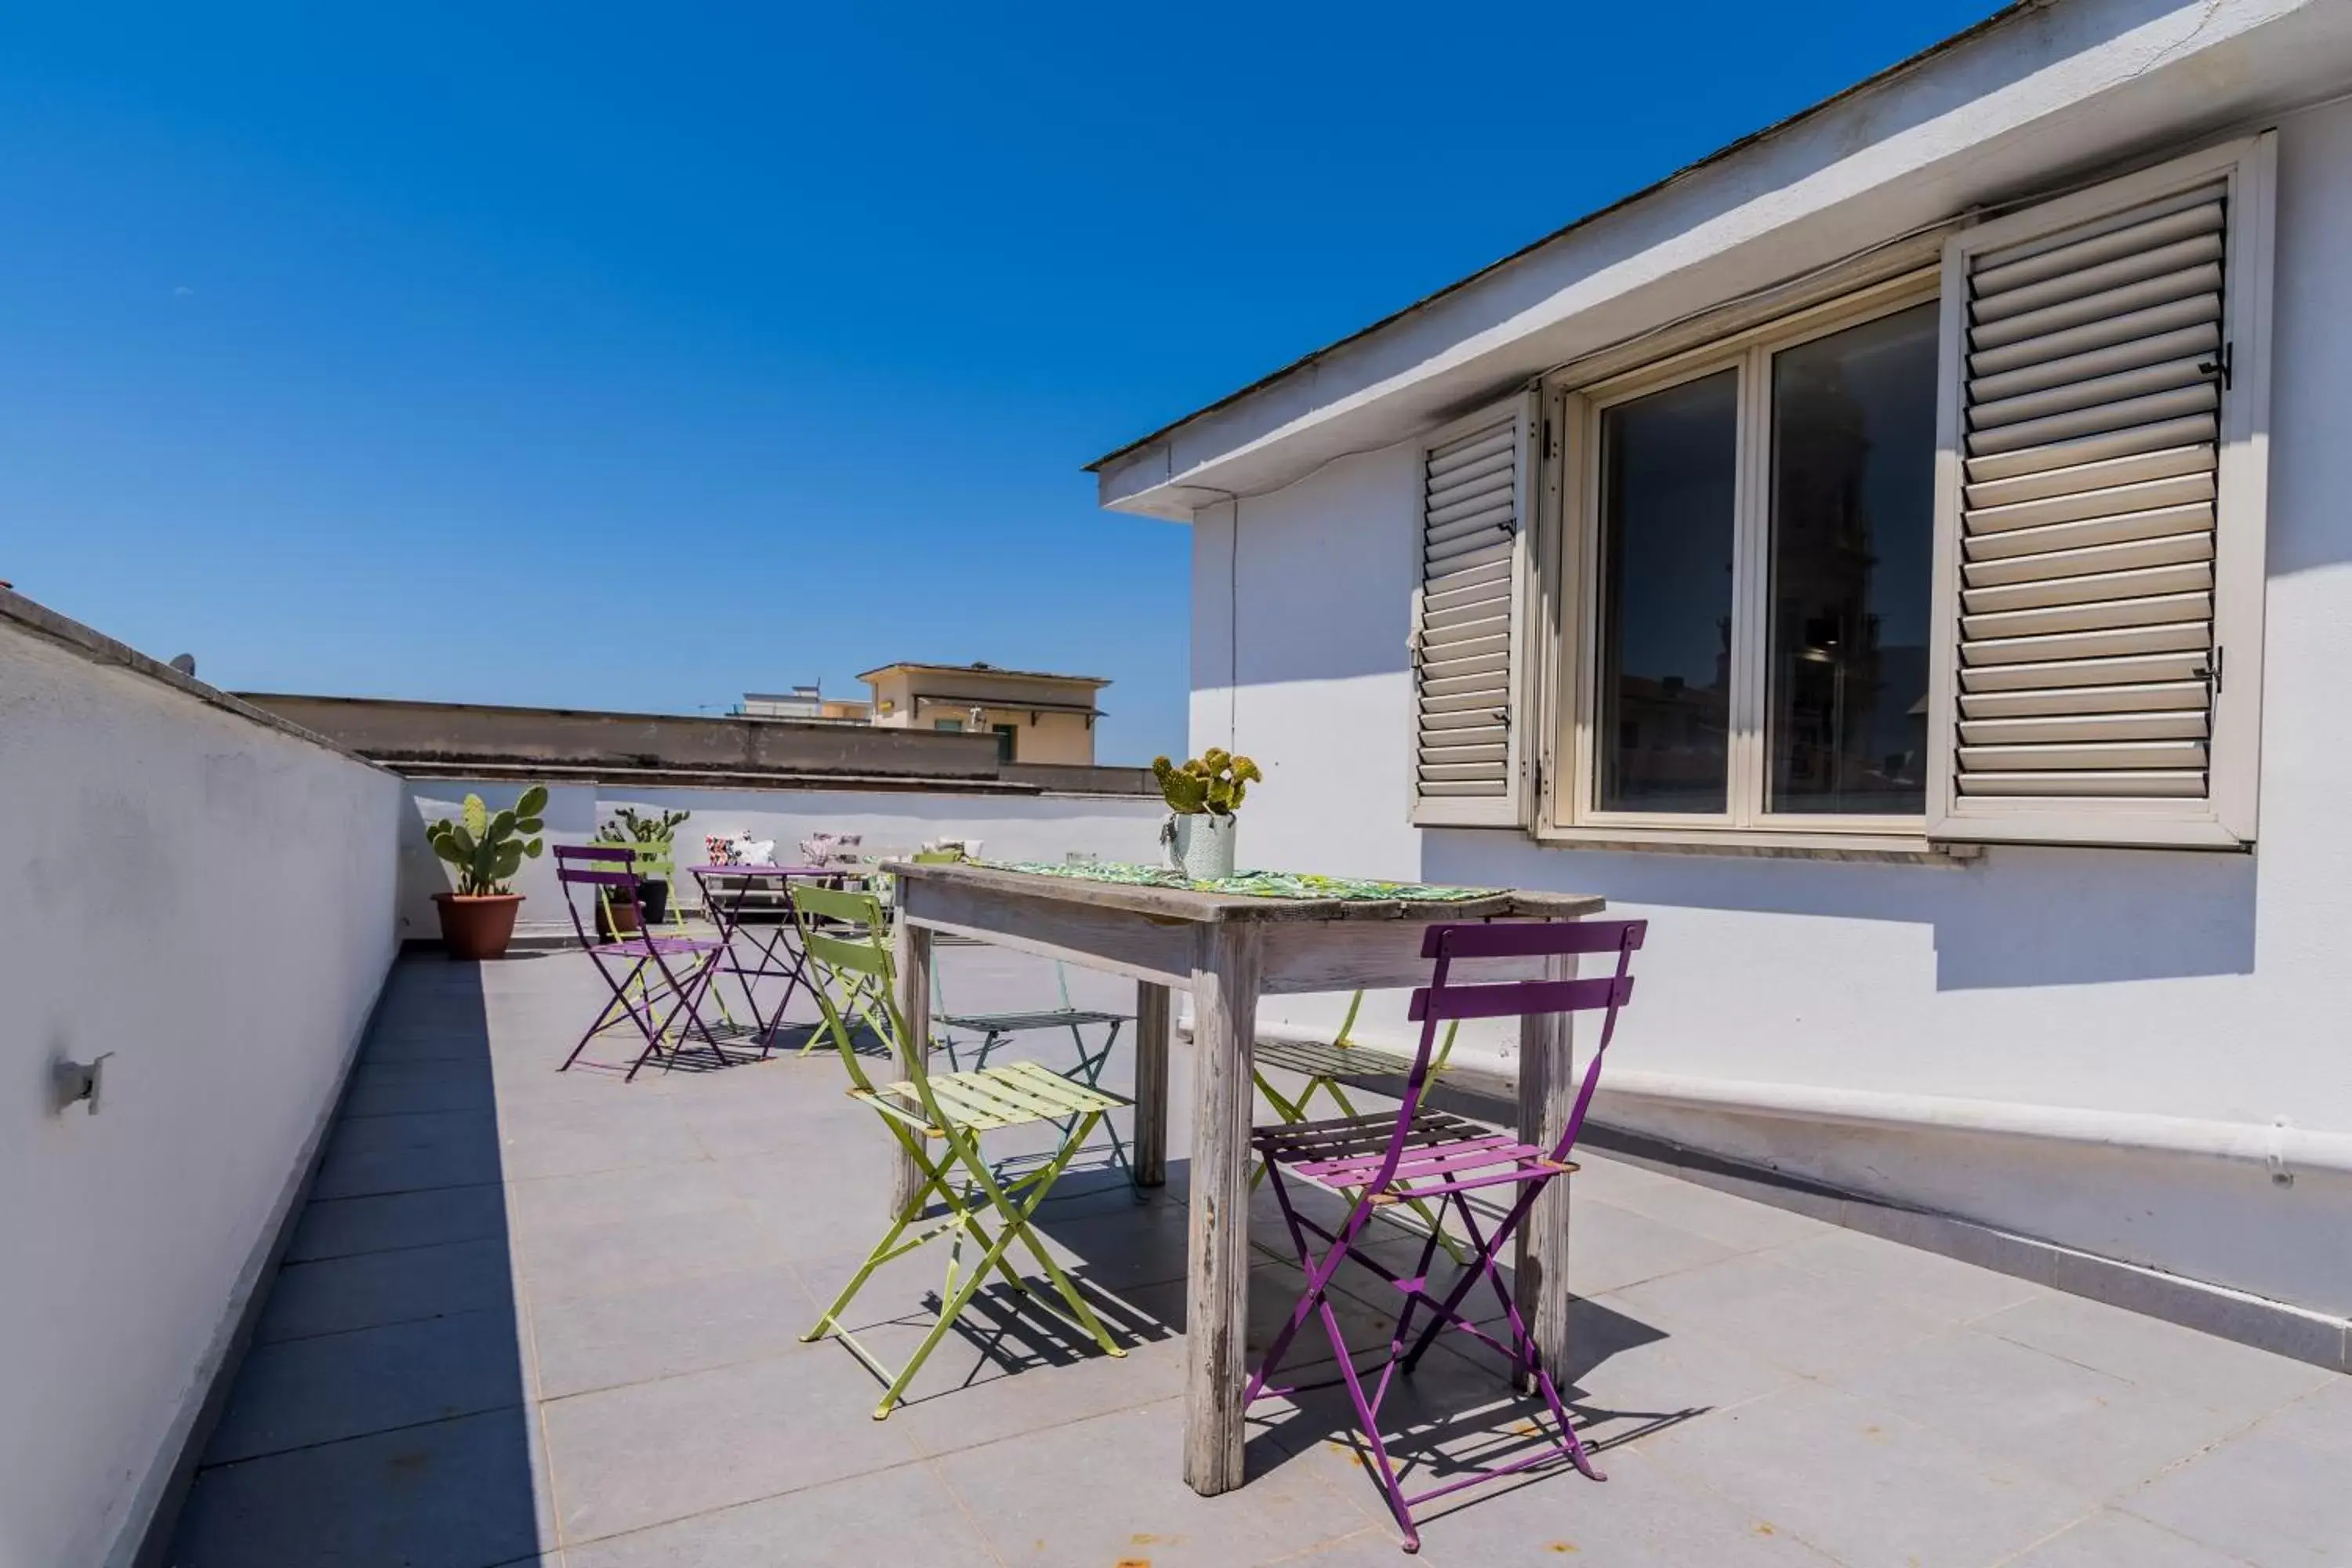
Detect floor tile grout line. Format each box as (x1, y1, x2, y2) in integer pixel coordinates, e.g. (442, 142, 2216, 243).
(550, 1435, 949, 1550)
(923, 1454, 1014, 1568)
(1969, 1308, 2339, 1414)
(282, 1232, 513, 1265)
(193, 1399, 533, 1473)
(1632, 1410, 1861, 1568)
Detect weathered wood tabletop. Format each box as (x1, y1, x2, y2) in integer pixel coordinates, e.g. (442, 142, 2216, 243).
(887, 861, 1606, 1497)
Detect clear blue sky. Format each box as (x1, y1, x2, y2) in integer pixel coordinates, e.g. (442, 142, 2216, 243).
(0, 2, 2008, 764)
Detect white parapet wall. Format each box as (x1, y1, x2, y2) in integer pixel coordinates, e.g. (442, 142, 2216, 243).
(0, 601, 407, 1568)
(397, 779, 1169, 942)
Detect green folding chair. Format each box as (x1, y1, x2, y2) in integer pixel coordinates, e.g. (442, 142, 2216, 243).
(793, 883, 1129, 1417)
(1251, 989, 1468, 1262)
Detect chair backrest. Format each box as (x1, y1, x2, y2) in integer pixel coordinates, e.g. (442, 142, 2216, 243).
(554, 844, 643, 948)
(791, 884, 907, 1101)
(1373, 918, 1646, 1191)
(631, 840, 677, 880)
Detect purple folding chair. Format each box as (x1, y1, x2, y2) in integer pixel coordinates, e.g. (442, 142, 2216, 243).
(554, 844, 731, 1081)
(1247, 917, 1646, 1553)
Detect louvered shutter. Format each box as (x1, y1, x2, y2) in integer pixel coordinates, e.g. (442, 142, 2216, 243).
(1410, 396, 1536, 827)
(1926, 136, 2274, 848)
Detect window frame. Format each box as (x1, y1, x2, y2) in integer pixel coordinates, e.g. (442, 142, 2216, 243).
(1539, 273, 1946, 848)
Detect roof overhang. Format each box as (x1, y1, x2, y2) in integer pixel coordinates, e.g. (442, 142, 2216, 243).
(1093, 0, 2352, 523)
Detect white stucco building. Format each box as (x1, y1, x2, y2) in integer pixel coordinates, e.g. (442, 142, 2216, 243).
(1094, 0, 2352, 1361)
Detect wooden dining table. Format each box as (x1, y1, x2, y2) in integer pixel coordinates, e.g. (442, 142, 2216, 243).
(884, 860, 1606, 1497)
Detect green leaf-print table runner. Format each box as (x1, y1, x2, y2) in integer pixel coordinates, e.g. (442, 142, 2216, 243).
(967, 859, 1501, 902)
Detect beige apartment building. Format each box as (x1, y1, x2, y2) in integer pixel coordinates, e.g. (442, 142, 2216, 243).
(859, 661, 1107, 764)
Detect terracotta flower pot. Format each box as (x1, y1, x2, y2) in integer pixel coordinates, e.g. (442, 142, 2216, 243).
(596, 896, 641, 941)
(434, 892, 524, 960)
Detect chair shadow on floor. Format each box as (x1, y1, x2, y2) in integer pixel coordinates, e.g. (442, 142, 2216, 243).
(1045, 1159, 1710, 1530)
(822, 1151, 1708, 1538)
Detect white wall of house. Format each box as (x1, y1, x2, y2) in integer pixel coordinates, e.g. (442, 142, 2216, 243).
(397, 781, 1166, 940)
(0, 622, 405, 1568)
(1184, 95, 2352, 1320)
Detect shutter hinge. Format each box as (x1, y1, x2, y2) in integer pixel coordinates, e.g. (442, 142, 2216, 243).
(2199, 342, 2234, 392)
(1544, 416, 1559, 462)
(2210, 644, 2225, 695)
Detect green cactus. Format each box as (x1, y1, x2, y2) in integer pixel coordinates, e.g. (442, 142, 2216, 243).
(611, 805, 691, 843)
(427, 786, 548, 895)
(1152, 752, 1261, 817)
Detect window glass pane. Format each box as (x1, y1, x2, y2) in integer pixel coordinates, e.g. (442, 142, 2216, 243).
(1597, 369, 1739, 813)
(1766, 303, 1938, 815)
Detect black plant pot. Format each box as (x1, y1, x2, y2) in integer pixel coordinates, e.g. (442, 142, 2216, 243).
(638, 877, 670, 925)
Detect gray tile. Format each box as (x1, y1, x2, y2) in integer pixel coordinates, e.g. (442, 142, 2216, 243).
(1835, 1326, 2257, 1501)
(877, 1290, 1189, 1457)
(564, 1461, 998, 1568)
(1612, 1252, 1950, 1380)
(529, 1261, 817, 1400)
(932, 1401, 1377, 1566)
(1553, 1292, 1802, 1440)
(507, 1158, 740, 1236)
(1552, 1197, 1744, 1297)
(258, 1238, 517, 1342)
(2123, 1424, 2352, 1566)
(497, 1114, 713, 1183)
(1584, 1169, 1838, 1255)
(313, 1119, 508, 1200)
(1977, 1292, 2336, 1421)
(205, 1310, 530, 1464)
(517, 1197, 783, 1306)
(170, 1408, 549, 1568)
(342, 1059, 500, 1116)
(539, 1348, 922, 1543)
(1411, 1443, 1842, 1566)
(2256, 1374, 2352, 1459)
(286, 1182, 510, 1261)
(328, 1109, 502, 1159)
(2009, 1509, 2261, 1568)
(1770, 1226, 2047, 1324)
(1639, 1383, 2096, 1568)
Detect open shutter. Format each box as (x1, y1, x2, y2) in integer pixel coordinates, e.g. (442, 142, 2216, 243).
(1410, 395, 1536, 827)
(1926, 136, 2274, 849)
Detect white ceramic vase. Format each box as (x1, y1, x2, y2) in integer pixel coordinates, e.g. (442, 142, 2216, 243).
(1167, 812, 1237, 881)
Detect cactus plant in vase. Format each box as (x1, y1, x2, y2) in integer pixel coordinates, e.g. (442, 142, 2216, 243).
(426, 786, 548, 960)
(1152, 750, 1261, 881)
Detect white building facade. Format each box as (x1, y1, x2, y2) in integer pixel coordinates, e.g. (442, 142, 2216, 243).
(1095, 0, 2352, 1353)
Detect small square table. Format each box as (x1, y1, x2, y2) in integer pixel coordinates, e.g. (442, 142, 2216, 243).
(884, 861, 1604, 1497)
(686, 864, 846, 1049)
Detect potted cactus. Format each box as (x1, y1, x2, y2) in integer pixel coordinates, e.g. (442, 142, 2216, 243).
(426, 786, 547, 960)
(608, 805, 690, 924)
(1152, 750, 1261, 881)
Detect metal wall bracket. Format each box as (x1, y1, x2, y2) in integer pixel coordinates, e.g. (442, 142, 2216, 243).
(52, 1053, 111, 1116)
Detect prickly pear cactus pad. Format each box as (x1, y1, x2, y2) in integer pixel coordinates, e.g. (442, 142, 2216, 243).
(967, 859, 1497, 901)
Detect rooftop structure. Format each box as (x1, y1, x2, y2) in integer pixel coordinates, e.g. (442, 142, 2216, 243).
(861, 660, 1112, 766)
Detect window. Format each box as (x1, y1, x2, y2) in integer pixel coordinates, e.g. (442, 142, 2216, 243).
(1563, 291, 1942, 837)
(1766, 304, 1940, 815)
(1531, 134, 2273, 851)
(933, 719, 964, 731)
(1595, 369, 1737, 814)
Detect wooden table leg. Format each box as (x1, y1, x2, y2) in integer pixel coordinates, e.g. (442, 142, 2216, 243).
(1133, 981, 1171, 1189)
(1513, 940, 1577, 1394)
(888, 918, 935, 1217)
(1184, 923, 1260, 1495)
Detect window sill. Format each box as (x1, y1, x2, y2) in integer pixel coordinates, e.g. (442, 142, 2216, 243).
(1530, 823, 1980, 865)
